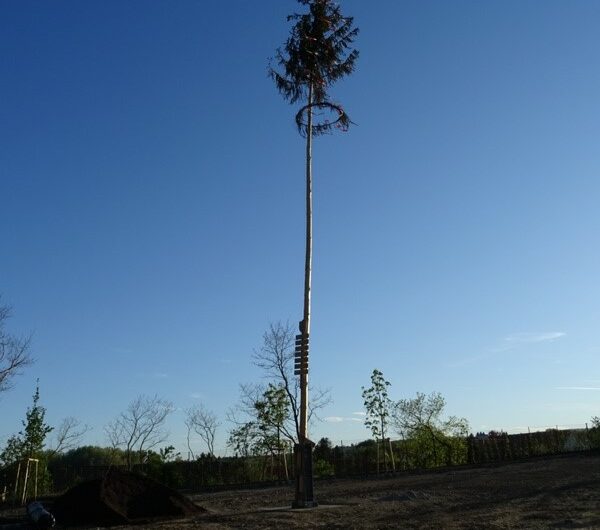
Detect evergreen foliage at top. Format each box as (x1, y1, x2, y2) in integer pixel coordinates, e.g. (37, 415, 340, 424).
(269, 0, 359, 136)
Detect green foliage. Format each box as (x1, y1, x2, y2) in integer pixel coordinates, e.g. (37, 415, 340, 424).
(1, 382, 53, 466)
(158, 445, 181, 463)
(313, 437, 333, 461)
(21, 383, 53, 458)
(362, 369, 394, 472)
(269, 0, 359, 136)
(313, 458, 334, 477)
(0, 435, 24, 467)
(228, 422, 259, 457)
(361, 369, 392, 442)
(52, 445, 126, 467)
(254, 384, 291, 450)
(395, 392, 469, 467)
(589, 416, 600, 448)
(229, 385, 293, 458)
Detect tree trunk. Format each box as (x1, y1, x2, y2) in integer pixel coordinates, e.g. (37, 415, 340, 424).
(299, 83, 313, 442)
(381, 419, 387, 472)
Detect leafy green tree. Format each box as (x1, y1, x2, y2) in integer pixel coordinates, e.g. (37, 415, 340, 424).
(0, 435, 24, 467)
(21, 383, 53, 458)
(313, 437, 334, 476)
(158, 445, 181, 463)
(362, 369, 394, 472)
(228, 385, 293, 478)
(394, 392, 469, 466)
(313, 437, 333, 461)
(227, 421, 260, 458)
(1, 382, 53, 466)
(269, 0, 359, 441)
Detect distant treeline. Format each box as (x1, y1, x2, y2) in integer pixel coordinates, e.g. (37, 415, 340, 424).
(39, 426, 598, 494)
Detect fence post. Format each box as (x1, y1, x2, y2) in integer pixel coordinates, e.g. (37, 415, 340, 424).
(585, 422, 591, 450)
(388, 438, 396, 472)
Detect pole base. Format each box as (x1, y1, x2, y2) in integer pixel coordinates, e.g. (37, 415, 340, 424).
(292, 440, 317, 509)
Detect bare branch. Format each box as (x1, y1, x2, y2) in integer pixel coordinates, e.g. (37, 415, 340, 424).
(105, 394, 173, 469)
(48, 417, 92, 457)
(251, 321, 330, 442)
(0, 301, 34, 393)
(185, 404, 219, 457)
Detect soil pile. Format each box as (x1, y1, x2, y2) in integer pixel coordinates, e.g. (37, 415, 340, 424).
(53, 469, 205, 526)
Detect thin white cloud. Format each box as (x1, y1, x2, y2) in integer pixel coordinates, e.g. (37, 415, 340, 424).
(352, 411, 366, 416)
(189, 392, 203, 399)
(555, 386, 600, 391)
(506, 332, 566, 343)
(325, 416, 364, 423)
(447, 331, 566, 368)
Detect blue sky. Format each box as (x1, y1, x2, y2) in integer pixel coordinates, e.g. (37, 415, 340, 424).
(2, 0, 600, 454)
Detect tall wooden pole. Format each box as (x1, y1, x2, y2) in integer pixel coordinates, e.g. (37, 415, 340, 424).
(300, 83, 313, 441)
(293, 82, 317, 509)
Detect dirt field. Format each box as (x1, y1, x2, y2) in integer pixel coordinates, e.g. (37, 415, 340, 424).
(2, 452, 599, 529)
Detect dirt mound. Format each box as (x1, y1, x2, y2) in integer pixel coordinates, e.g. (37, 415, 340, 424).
(53, 469, 205, 526)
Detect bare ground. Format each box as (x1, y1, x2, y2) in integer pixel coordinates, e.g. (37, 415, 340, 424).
(2, 452, 599, 529)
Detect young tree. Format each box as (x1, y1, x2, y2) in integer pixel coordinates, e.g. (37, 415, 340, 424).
(227, 385, 294, 479)
(0, 300, 33, 394)
(0, 381, 53, 465)
(255, 384, 293, 479)
(105, 394, 173, 469)
(21, 382, 53, 459)
(362, 369, 394, 472)
(394, 392, 469, 466)
(185, 404, 219, 457)
(269, 0, 359, 445)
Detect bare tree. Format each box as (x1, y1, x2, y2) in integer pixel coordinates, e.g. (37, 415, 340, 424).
(185, 404, 219, 457)
(251, 321, 331, 443)
(105, 395, 173, 469)
(48, 417, 92, 457)
(0, 301, 33, 393)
